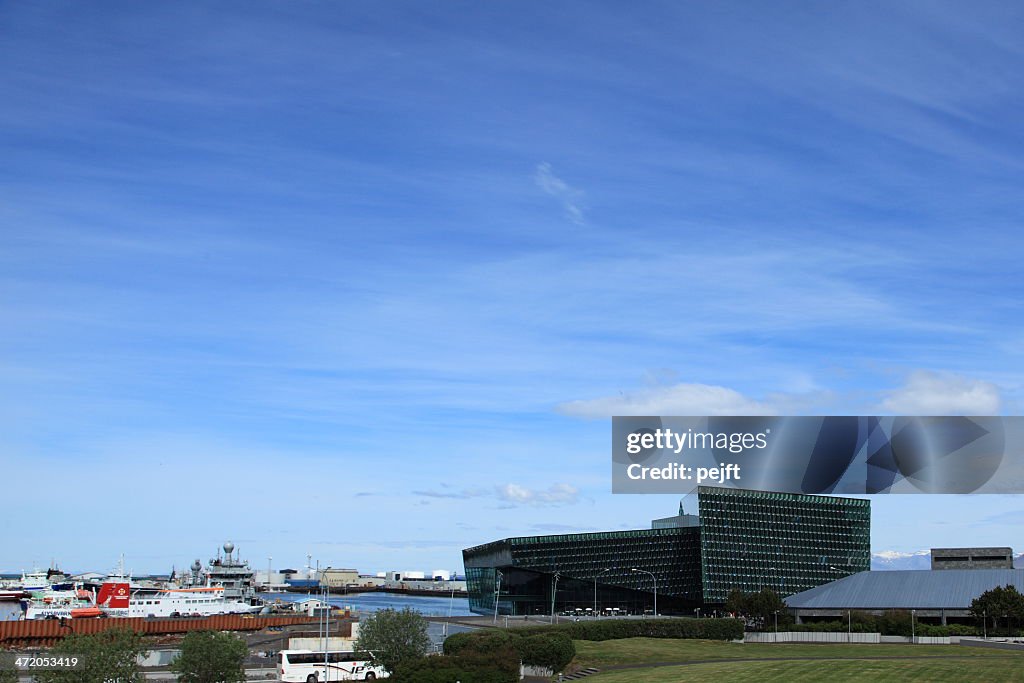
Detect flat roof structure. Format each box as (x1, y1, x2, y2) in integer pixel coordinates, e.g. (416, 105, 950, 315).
(785, 568, 1024, 623)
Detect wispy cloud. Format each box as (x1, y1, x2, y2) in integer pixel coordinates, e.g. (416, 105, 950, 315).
(975, 509, 1024, 526)
(557, 382, 776, 418)
(558, 370, 1006, 419)
(413, 483, 580, 507)
(529, 523, 598, 534)
(412, 487, 488, 500)
(534, 162, 585, 224)
(879, 370, 1002, 415)
(497, 482, 579, 506)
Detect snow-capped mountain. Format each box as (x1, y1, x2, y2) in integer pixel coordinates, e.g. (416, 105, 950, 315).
(870, 550, 1024, 570)
(871, 550, 931, 570)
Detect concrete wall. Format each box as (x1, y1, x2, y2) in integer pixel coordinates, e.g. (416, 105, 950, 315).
(931, 547, 1013, 570)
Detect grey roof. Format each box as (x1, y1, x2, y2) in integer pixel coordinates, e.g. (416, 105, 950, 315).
(785, 569, 1024, 610)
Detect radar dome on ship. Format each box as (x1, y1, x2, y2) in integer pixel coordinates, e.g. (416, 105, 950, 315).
(224, 541, 235, 555)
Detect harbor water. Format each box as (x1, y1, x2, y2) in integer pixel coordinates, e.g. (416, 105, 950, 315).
(265, 591, 473, 617)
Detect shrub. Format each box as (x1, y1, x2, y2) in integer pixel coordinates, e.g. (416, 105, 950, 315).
(396, 645, 519, 683)
(513, 616, 744, 641)
(515, 633, 575, 671)
(444, 629, 574, 672)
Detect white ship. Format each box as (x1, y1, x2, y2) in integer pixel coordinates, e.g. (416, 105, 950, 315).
(26, 583, 261, 619)
(25, 542, 265, 620)
(24, 588, 101, 620)
(97, 584, 262, 618)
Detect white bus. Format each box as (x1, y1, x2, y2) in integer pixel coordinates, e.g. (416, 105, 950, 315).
(278, 650, 389, 682)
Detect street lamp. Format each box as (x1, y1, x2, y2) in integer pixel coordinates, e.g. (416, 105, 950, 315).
(493, 570, 503, 624)
(848, 610, 852, 643)
(911, 609, 916, 642)
(983, 609, 987, 639)
(551, 572, 561, 624)
(631, 568, 657, 618)
(444, 581, 456, 637)
(594, 568, 611, 617)
(773, 609, 778, 633)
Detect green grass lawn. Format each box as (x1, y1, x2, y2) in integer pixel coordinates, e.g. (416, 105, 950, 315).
(584, 657, 1024, 682)
(570, 638, 1024, 681)
(574, 638, 1023, 667)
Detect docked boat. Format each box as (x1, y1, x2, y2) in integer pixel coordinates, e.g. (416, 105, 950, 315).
(24, 588, 97, 620)
(96, 583, 262, 618)
(19, 568, 72, 594)
(25, 582, 262, 620)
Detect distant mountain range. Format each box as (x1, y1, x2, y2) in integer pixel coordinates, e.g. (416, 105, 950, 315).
(871, 551, 1024, 570)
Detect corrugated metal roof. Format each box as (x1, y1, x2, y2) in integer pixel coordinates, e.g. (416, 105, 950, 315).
(785, 569, 1024, 610)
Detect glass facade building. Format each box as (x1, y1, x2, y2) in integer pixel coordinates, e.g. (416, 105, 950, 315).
(697, 487, 871, 603)
(463, 486, 870, 615)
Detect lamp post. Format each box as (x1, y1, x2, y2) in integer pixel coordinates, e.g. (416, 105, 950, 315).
(444, 582, 456, 637)
(773, 609, 778, 633)
(983, 609, 987, 639)
(551, 572, 561, 624)
(911, 609, 916, 642)
(848, 610, 852, 643)
(631, 568, 657, 618)
(493, 570, 503, 624)
(267, 556, 272, 591)
(594, 568, 610, 617)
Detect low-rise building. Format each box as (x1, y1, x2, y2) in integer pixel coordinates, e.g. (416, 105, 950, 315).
(319, 568, 360, 588)
(931, 547, 1014, 570)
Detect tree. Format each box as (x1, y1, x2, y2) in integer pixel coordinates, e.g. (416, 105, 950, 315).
(970, 585, 1024, 636)
(0, 659, 17, 683)
(749, 588, 788, 630)
(725, 587, 747, 617)
(170, 630, 248, 683)
(724, 588, 788, 631)
(354, 607, 431, 674)
(34, 628, 146, 683)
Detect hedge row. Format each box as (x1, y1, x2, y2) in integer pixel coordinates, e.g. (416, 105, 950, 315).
(790, 619, 989, 637)
(512, 617, 744, 642)
(444, 630, 575, 671)
(445, 617, 743, 655)
(393, 646, 520, 683)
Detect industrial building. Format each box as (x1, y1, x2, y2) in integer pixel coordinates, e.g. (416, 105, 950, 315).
(462, 486, 870, 616)
(931, 547, 1014, 571)
(318, 568, 360, 588)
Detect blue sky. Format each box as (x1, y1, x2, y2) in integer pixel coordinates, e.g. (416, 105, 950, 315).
(3, 1, 1024, 575)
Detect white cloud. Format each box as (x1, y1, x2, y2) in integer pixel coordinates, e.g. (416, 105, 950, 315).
(497, 482, 579, 506)
(556, 382, 776, 418)
(534, 162, 585, 224)
(879, 370, 1001, 415)
(411, 482, 579, 507)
